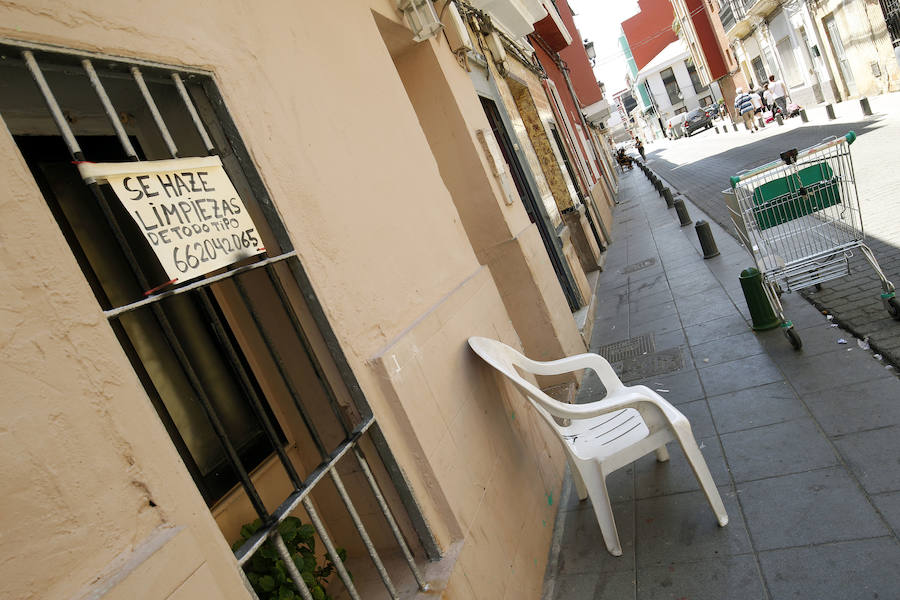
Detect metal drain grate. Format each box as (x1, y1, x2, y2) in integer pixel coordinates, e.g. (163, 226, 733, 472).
(616, 347, 685, 382)
(622, 257, 657, 274)
(596, 334, 656, 362)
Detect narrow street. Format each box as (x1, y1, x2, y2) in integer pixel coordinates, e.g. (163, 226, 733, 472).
(642, 104, 900, 363)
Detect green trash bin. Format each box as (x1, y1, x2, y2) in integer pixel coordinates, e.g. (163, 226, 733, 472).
(740, 268, 781, 330)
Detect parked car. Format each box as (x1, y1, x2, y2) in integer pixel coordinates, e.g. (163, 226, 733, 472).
(666, 113, 688, 139)
(683, 108, 713, 136)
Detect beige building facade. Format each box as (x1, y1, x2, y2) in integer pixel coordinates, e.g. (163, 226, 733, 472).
(721, 0, 900, 106)
(806, 0, 900, 99)
(0, 1, 618, 600)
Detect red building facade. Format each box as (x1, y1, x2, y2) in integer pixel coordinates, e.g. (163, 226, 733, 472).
(531, 0, 609, 196)
(621, 0, 678, 71)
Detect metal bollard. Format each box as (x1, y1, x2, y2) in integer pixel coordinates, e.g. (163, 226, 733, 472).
(715, 126, 719, 134)
(800, 109, 808, 123)
(732, 123, 738, 132)
(695, 220, 720, 258)
(663, 187, 675, 208)
(860, 97, 872, 116)
(758, 117, 765, 128)
(673, 198, 692, 227)
(776, 114, 784, 126)
(655, 178, 664, 194)
(826, 104, 836, 120)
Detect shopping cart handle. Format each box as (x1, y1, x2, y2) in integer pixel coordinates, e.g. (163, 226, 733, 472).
(845, 131, 857, 145)
(780, 149, 798, 165)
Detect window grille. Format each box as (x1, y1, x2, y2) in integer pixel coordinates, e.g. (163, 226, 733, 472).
(880, 0, 900, 47)
(0, 39, 436, 599)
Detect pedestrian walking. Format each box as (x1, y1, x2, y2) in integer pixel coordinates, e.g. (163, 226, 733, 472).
(767, 75, 788, 116)
(734, 87, 758, 132)
(763, 87, 775, 112)
(750, 89, 763, 113)
(635, 137, 645, 160)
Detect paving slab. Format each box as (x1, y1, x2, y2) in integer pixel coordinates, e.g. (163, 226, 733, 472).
(634, 435, 729, 499)
(736, 467, 889, 550)
(758, 538, 900, 600)
(833, 425, 900, 494)
(802, 376, 900, 436)
(635, 487, 751, 568)
(636, 555, 764, 600)
(707, 381, 807, 434)
(720, 417, 839, 482)
(871, 491, 900, 537)
(689, 330, 766, 367)
(556, 501, 635, 576)
(697, 354, 784, 397)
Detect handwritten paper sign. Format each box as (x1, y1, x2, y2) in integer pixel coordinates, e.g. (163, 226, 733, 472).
(78, 157, 263, 281)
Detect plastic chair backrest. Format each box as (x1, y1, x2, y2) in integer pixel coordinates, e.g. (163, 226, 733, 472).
(468, 336, 607, 426)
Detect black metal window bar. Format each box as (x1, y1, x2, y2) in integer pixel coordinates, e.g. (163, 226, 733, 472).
(881, 0, 900, 48)
(7, 41, 435, 599)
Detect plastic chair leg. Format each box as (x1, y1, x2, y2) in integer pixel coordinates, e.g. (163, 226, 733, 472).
(569, 459, 589, 501)
(578, 463, 622, 556)
(655, 444, 670, 462)
(679, 437, 729, 527)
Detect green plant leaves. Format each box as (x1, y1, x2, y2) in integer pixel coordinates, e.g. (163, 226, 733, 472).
(258, 575, 276, 592)
(234, 516, 346, 600)
(277, 585, 295, 600)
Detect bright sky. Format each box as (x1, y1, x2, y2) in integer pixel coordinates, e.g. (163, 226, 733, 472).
(568, 0, 641, 96)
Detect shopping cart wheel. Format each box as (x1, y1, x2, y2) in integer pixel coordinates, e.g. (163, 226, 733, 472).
(784, 327, 803, 350)
(887, 297, 900, 320)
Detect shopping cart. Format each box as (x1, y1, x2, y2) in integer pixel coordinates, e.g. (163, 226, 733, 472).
(728, 131, 898, 349)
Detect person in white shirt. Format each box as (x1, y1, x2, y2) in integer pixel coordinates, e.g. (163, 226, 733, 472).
(750, 89, 763, 113)
(763, 88, 775, 111)
(768, 75, 788, 115)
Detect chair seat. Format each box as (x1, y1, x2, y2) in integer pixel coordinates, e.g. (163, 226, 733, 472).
(559, 407, 651, 461)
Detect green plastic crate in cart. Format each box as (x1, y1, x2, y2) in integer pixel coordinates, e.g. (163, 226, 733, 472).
(751, 162, 841, 230)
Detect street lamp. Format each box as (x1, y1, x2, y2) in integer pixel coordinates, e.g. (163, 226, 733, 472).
(397, 0, 443, 42)
(584, 39, 596, 66)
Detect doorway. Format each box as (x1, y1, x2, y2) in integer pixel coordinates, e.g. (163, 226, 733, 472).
(479, 96, 582, 310)
(823, 14, 858, 97)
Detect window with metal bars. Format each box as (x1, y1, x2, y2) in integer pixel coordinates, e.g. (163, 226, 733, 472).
(1, 41, 435, 599)
(880, 0, 900, 47)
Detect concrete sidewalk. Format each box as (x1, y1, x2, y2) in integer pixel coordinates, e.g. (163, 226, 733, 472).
(542, 168, 900, 600)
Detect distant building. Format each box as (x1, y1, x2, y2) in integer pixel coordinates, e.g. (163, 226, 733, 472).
(636, 40, 716, 127)
(718, 0, 899, 104)
(619, 28, 665, 141)
(670, 0, 747, 119)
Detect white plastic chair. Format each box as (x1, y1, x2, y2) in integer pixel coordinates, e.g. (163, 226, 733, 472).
(468, 336, 728, 556)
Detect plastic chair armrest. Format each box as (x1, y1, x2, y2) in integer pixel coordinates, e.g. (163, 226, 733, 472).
(544, 387, 682, 423)
(520, 353, 624, 392)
